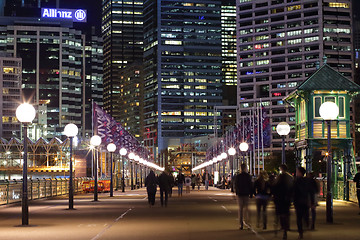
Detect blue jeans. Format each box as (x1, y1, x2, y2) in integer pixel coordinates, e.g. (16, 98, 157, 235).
(205, 180, 209, 190)
(178, 183, 183, 196)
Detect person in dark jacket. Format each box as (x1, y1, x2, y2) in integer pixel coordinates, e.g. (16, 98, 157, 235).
(354, 166, 360, 214)
(234, 163, 253, 230)
(145, 170, 158, 207)
(158, 169, 172, 206)
(254, 170, 271, 229)
(203, 170, 211, 190)
(293, 167, 314, 239)
(273, 164, 293, 240)
(177, 171, 185, 196)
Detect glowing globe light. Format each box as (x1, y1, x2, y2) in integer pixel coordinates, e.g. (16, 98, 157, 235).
(16, 103, 36, 123)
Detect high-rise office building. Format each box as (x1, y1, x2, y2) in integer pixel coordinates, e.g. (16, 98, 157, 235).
(236, 0, 353, 152)
(221, 0, 237, 86)
(102, 0, 144, 124)
(143, 0, 223, 159)
(0, 52, 22, 139)
(0, 17, 86, 139)
(1, 1, 103, 139)
(220, 0, 237, 136)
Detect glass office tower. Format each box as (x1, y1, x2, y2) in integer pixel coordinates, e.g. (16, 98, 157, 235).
(143, 0, 223, 159)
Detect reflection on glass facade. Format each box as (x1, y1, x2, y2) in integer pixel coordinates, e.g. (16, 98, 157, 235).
(0, 18, 85, 139)
(143, 0, 223, 155)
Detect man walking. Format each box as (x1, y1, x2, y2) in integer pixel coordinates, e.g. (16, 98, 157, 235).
(158, 168, 172, 207)
(293, 167, 314, 239)
(273, 164, 293, 240)
(203, 170, 211, 190)
(234, 163, 253, 230)
(177, 170, 185, 196)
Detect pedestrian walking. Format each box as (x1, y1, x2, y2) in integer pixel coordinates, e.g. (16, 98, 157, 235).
(158, 168, 172, 207)
(234, 163, 253, 230)
(353, 166, 360, 214)
(307, 172, 319, 230)
(254, 170, 271, 230)
(273, 164, 293, 240)
(203, 170, 211, 190)
(145, 170, 158, 207)
(191, 174, 196, 190)
(177, 170, 185, 196)
(169, 173, 174, 197)
(196, 173, 202, 191)
(185, 175, 191, 193)
(293, 167, 314, 239)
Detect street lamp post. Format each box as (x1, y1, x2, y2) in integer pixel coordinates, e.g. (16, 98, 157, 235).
(320, 101, 339, 224)
(228, 147, 236, 177)
(120, 148, 128, 192)
(107, 143, 116, 197)
(16, 103, 36, 226)
(64, 123, 78, 210)
(90, 135, 101, 201)
(239, 142, 249, 164)
(276, 122, 291, 165)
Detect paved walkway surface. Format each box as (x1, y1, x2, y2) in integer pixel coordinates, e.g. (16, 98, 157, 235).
(0, 187, 359, 240)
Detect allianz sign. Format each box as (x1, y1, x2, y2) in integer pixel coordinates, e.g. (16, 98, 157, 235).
(41, 8, 87, 23)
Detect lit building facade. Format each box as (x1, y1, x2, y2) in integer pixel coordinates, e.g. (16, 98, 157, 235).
(0, 53, 21, 139)
(143, 0, 223, 160)
(221, 0, 237, 86)
(119, 63, 143, 139)
(102, 0, 144, 122)
(0, 17, 86, 139)
(236, 0, 353, 152)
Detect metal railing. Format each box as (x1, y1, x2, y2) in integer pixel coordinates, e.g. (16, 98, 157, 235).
(0, 178, 91, 205)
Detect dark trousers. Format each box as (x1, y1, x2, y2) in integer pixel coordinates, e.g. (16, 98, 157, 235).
(295, 204, 309, 235)
(357, 190, 360, 208)
(147, 191, 156, 205)
(256, 198, 268, 229)
(310, 206, 316, 229)
(160, 188, 168, 206)
(275, 201, 290, 232)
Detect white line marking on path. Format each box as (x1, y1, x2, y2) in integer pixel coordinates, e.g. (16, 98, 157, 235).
(208, 196, 218, 202)
(91, 208, 132, 240)
(243, 222, 266, 240)
(221, 205, 231, 213)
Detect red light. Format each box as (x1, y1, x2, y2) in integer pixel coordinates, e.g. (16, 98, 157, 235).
(273, 92, 282, 96)
(254, 45, 262, 49)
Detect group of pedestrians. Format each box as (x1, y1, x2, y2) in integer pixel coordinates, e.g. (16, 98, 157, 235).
(145, 169, 173, 207)
(234, 163, 319, 240)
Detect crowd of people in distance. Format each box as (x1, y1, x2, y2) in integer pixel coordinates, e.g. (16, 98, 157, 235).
(144, 169, 213, 207)
(233, 163, 319, 240)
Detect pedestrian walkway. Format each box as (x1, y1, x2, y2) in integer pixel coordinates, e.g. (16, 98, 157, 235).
(0, 187, 359, 240)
